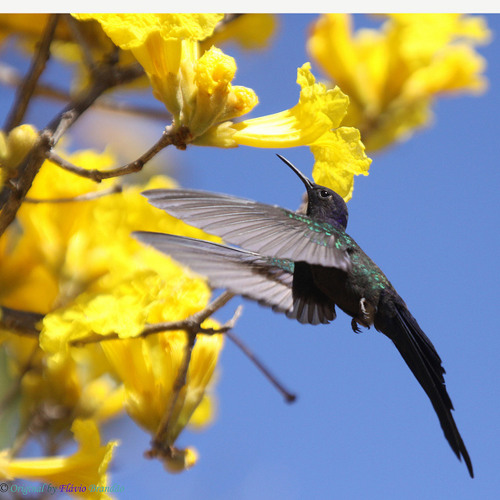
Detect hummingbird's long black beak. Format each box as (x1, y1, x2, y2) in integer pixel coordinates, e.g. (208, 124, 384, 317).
(276, 154, 314, 193)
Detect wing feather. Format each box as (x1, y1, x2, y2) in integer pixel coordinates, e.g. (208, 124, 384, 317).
(142, 189, 351, 271)
(134, 231, 335, 325)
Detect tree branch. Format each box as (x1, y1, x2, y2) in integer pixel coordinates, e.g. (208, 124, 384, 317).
(0, 306, 44, 336)
(47, 124, 184, 183)
(3, 14, 60, 132)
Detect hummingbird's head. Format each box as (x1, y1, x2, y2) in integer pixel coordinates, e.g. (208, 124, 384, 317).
(276, 155, 348, 230)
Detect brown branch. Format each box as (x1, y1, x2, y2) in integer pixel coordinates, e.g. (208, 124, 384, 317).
(95, 97, 171, 121)
(24, 184, 122, 203)
(0, 306, 44, 336)
(47, 125, 181, 183)
(3, 14, 60, 132)
(150, 327, 196, 456)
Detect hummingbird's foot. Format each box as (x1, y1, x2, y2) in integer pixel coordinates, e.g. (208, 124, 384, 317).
(351, 318, 362, 334)
(355, 297, 375, 329)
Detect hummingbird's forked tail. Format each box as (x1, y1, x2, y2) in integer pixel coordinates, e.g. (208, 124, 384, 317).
(378, 300, 473, 477)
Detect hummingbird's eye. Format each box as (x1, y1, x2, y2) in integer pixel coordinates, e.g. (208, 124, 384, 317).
(319, 190, 331, 198)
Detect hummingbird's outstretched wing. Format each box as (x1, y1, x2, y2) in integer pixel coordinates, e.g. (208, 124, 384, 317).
(142, 189, 352, 272)
(376, 298, 473, 477)
(133, 232, 336, 325)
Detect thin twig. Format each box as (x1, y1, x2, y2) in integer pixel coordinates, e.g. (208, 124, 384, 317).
(47, 125, 180, 183)
(24, 184, 122, 203)
(3, 294, 235, 346)
(3, 14, 60, 131)
(95, 97, 171, 121)
(150, 329, 197, 454)
(148, 297, 238, 457)
(143, 291, 236, 457)
(225, 330, 297, 403)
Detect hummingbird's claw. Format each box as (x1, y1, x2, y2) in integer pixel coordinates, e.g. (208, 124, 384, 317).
(351, 318, 362, 334)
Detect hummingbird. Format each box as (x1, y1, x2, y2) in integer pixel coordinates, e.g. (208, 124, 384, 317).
(133, 155, 473, 477)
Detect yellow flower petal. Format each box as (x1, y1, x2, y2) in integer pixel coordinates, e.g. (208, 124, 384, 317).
(232, 63, 349, 148)
(311, 127, 371, 201)
(195, 46, 236, 93)
(189, 393, 216, 428)
(0, 419, 118, 499)
(74, 14, 224, 49)
(404, 44, 488, 98)
(308, 14, 491, 152)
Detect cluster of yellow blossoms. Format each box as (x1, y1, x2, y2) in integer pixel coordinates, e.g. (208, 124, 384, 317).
(308, 14, 490, 151)
(1, 147, 224, 488)
(0, 12, 490, 496)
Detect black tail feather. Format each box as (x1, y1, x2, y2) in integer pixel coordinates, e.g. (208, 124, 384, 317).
(380, 301, 473, 477)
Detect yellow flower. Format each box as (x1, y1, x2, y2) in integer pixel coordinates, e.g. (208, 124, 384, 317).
(72, 16, 370, 198)
(1, 143, 219, 421)
(308, 14, 491, 151)
(1, 143, 226, 472)
(74, 14, 258, 145)
(0, 419, 118, 499)
(100, 328, 223, 472)
(311, 127, 371, 200)
(231, 63, 371, 200)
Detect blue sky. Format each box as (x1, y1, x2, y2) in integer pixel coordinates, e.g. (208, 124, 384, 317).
(2, 13, 500, 500)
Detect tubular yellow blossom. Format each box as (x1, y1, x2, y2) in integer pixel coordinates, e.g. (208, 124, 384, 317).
(195, 46, 236, 93)
(308, 14, 491, 151)
(0, 143, 227, 471)
(74, 14, 259, 146)
(0, 326, 124, 436)
(74, 14, 224, 50)
(230, 63, 371, 200)
(99, 328, 223, 472)
(188, 47, 258, 140)
(231, 63, 349, 147)
(0, 419, 118, 498)
(73, 12, 368, 200)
